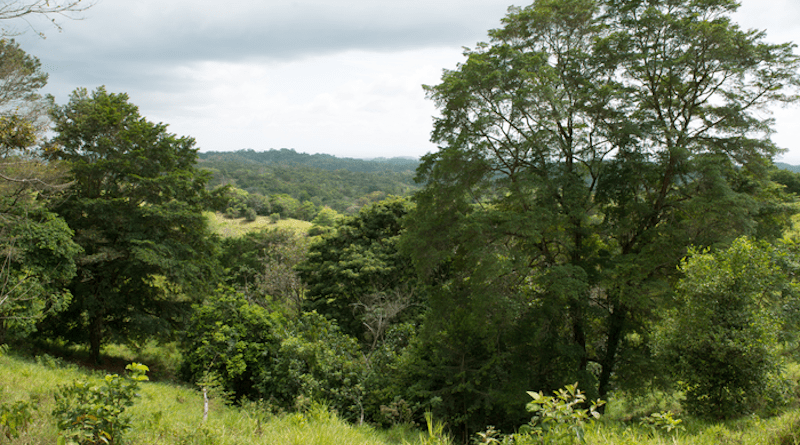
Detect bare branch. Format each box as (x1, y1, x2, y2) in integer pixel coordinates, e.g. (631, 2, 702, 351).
(0, 0, 95, 37)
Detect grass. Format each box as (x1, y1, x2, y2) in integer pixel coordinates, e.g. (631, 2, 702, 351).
(0, 350, 425, 445)
(14, 336, 800, 445)
(583, 411, 800, 445)
(205, 211, 313, 238)
(4, 346, 800, 444)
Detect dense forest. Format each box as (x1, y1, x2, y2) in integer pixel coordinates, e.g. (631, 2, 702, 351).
(198, 149, 420, 218)
(5, 0, 800, 444)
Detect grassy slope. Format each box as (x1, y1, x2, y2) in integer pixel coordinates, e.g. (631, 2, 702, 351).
(205, 211, 313, 238)
(4, 350, 800, 444)
(0, 352, 420, 445)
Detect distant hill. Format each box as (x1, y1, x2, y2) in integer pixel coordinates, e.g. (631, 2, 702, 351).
(198, 148, 420, 174)
(196, 149, 421, 214)
(775, 162, 800, 173)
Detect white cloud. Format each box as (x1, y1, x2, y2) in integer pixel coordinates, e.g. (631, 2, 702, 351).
(130, 48, 459, 157)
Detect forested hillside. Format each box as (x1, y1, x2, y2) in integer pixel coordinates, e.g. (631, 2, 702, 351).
(776, 162, 800, 174)
(199, 148, 420, 173)
(198, 149, 420, 215)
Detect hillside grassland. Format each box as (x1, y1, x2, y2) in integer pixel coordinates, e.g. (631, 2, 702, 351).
(204, 211, 313, 238)
(0, 351, 422, 445)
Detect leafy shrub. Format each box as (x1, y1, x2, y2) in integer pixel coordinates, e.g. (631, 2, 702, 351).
(53, 362, 149, 445)
(0, 399, 35, 439)
(182, 288, 369, 420)
(506, 384, 604, 445)
(639, 411, 683, 434)
(658, 237, 793, 418)
(413, 411, 452, 445)
(268, 311, 368, 421)
(180, 287, 284, 401)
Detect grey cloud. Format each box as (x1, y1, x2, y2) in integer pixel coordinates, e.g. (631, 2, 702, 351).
(25, 0, 513, 62)
(12, 0, 514, 99)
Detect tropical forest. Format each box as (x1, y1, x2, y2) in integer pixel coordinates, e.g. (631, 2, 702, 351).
(5, 0, 800, 444)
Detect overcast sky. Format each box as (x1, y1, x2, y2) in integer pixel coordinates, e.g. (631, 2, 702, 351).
(10, 0, 800, 162)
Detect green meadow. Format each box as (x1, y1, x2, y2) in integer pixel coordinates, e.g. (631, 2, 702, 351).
(204, 212, 313, 238)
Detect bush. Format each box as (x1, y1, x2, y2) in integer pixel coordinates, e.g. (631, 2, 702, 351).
(53, 363, 149, 445)
(180, 287, 284, 402)
(181, 289, 369, 420)
(0, 399, 35, 440)
(269, 311, 368, 422)
(513, 383, 604, 445)
(658, 237, 793, 418)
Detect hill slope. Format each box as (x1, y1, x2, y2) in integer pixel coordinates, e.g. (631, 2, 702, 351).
(197, 149, 420, 214)
(0, 351, 420, 445)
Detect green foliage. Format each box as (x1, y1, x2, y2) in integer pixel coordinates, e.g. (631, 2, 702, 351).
(53, 362, 149, 445)
(218, 227, 308, 313)
(181, 288, 369, 421)
(0, 399, 35, 439)
(42, 86, 218, 362)
(771, 167, 800, 197)
(658, 237, 796, 418)
(200, 148, 420, 174)
(0, 38, 47, 100)
(0, 205, 81, 340)
(309, 206, 342, 235)
(0, 40, 81, 341)
(198, 149, 419, 214)
(180, 287, 284, 402)
(639, 411, 683, 434)
(0, 350, 426, 445)
(511, 384, 604, 445)
(298, 196, 420, 339)
(403, 0, 800, 434)
(269, 311, 368, 422)
(408, 411, 452, 445)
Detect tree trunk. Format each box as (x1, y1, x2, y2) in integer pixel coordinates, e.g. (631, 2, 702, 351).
(89, 314, 103, 364)
(570, 302, 588, 374)
(598, 299, 626, 403)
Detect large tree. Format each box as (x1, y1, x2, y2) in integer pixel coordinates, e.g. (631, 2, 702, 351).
(297, 196, 420, 342)
(42, 86, 216, 362)
(401, 0, 799, 434)
(0, 40, 79, 341)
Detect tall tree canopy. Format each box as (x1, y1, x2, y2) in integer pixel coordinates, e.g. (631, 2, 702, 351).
(401, 0, 800, 435)
(298, 196, 420, 341)
(0, 40, 79, 341)
(41, 86, 216, 362)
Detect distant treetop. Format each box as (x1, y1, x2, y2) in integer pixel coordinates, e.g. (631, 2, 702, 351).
(198, 148, 420, 174)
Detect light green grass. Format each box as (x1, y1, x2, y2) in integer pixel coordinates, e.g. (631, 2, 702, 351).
(0, 351, 423, 445)
(584, 411, 800, 445)
(4, 349, 800, 445)
(205, 211, 313, 238)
